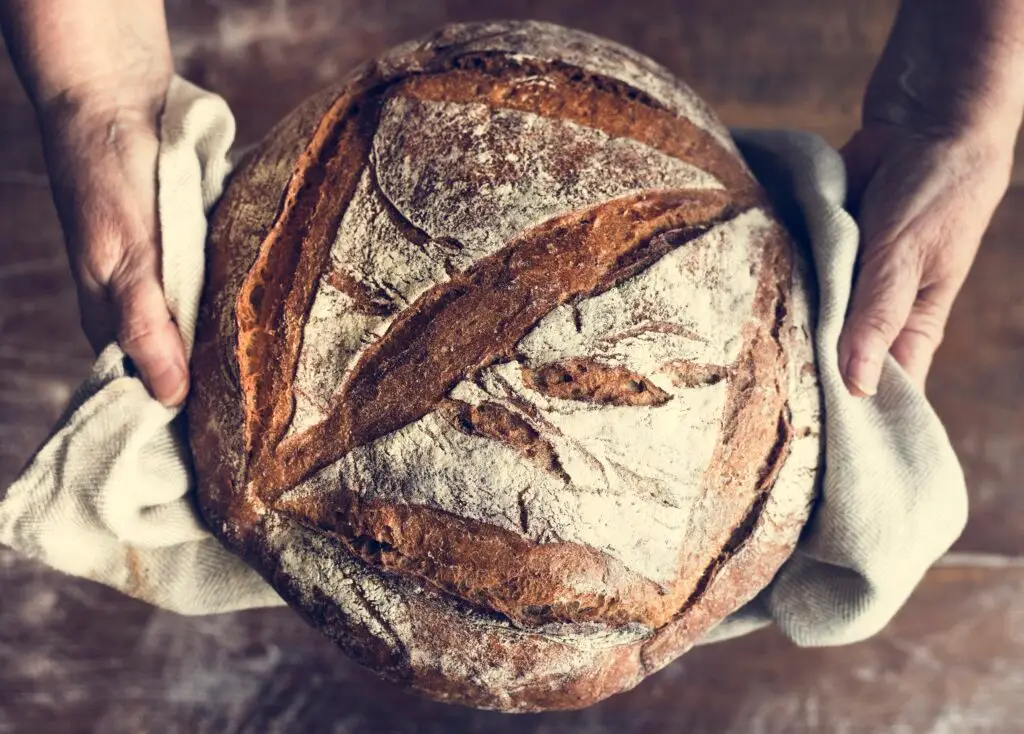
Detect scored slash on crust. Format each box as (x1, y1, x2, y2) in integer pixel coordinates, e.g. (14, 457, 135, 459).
(228, 48, 794, 626)
(233, 55, 767, 495)
(266, 192, 747, 496)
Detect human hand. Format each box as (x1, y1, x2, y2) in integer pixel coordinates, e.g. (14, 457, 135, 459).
(40, 94, 188, 406)
(1, 0, 185, 405)
(838, 121, 1015, 395)
(838, 0, 1024, 396)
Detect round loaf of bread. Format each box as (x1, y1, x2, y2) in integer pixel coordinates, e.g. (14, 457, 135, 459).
(188, 20, 823, 712)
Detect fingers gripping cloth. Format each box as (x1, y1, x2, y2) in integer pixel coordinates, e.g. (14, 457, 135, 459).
(0, 77, 967, 644)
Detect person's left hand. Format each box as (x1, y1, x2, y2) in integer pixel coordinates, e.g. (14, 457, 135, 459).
(837, 120, 1015, 395)
(835, 0, 1024, 397)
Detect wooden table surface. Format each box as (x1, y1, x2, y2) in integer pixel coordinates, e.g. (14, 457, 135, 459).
(2, 2, 1023, 732)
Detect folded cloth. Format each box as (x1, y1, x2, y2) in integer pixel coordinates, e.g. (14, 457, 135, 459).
(0, 78, 967, 645)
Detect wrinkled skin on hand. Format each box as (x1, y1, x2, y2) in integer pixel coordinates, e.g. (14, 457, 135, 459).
(1, 0, 186, 405)
(839, 122, 1015, 394)
(41, 97, 189, 406)
(837, 0, 1024, 397)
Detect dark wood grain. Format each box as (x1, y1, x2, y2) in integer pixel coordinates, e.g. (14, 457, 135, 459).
(2, 560, 1022, 733)
(932, 187, 1024, 557)
(163, 0, 892, 154)
(2, 1, 1024, 732)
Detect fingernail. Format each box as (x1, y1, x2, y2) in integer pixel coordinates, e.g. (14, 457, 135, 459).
(152, 361, 189, 407)
(845, 353, 881, 398)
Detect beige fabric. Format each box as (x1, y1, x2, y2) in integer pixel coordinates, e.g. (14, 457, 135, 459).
(0, 81, 967, 646)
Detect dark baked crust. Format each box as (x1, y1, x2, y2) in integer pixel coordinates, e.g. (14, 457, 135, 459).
(188, 20, 821, 712)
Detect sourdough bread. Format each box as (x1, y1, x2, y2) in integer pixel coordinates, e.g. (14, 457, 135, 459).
(188, 20, 822, 712)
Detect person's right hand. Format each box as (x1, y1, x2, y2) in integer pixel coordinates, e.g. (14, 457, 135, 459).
(40, 91, 188, 406)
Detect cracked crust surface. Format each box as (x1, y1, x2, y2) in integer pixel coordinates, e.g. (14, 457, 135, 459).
(188, 20, 822, 713)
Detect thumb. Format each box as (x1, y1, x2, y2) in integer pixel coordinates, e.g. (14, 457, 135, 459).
(838, 244, 921, 397)
(108, 250, 189, 407)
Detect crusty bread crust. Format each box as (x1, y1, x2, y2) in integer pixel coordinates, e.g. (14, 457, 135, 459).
(188, 20, 822, 712)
